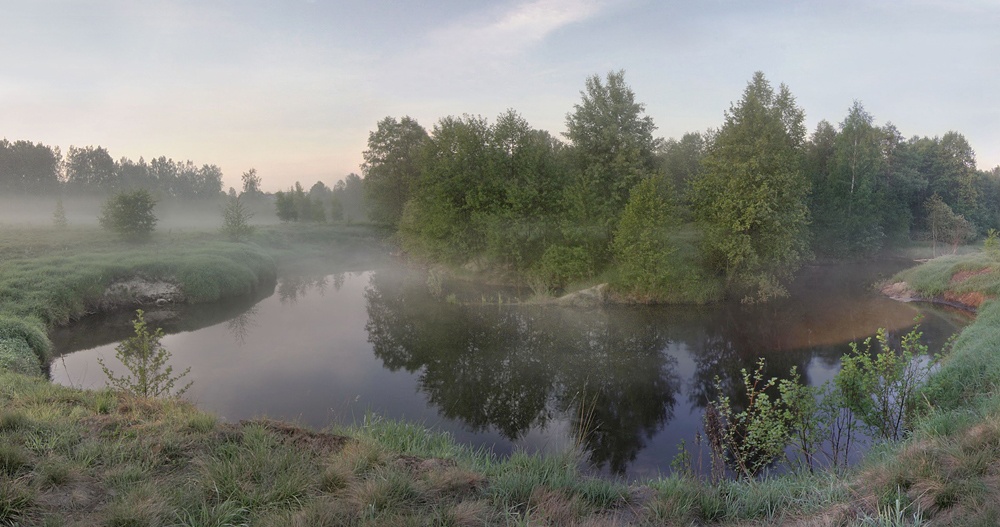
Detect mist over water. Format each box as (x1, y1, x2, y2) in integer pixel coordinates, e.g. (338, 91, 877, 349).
(49, 259, 966, 480)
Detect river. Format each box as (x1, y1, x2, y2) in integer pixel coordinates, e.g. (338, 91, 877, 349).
(48, 258, 968, 480)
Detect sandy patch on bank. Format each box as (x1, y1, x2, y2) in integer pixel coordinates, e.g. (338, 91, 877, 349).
(88, 277, 185, 313)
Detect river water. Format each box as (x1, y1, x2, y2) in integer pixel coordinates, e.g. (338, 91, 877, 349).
(49, 259, 968, 480)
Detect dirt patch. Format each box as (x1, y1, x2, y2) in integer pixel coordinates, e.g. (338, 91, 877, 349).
(943, 290, 990, 309)
(555, 283, 609, 308)
(33, 477, 111, 517)
(880, 281, 920, 302)
(950, 267, 993, 285)
(242, 418, 349, 455)
(88, 277, 185, 313)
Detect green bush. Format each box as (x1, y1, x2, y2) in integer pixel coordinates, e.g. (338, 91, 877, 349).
(532, 244, 593, 291)
(221, 194, 255, 242)
(612, 178, 676, 295)
(99, 309, 191, 398)
(99, 189, 158, 241)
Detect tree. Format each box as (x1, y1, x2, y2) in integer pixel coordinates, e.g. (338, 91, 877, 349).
(221, 194, 254, 241)
(99, 309, 191, 398)
(0, 139, 62, 194)
(402, 115, 493, 259)
(332, 173, 366, 222)
(691, 72, 810, 302)
(811, 102, 887, 255)
(611, 177, 676, 296)
(98, 189, 157, 241)
(241, 168, 262, 197)
(925, 193, 974, 255)
(362, 116, 429, 226)
(657, 132, 705, 206)
(274, 190, 297, 222)
(564, 70, 659, 228)
(53, 198, 68, 228)
(66, 145, 117, 193)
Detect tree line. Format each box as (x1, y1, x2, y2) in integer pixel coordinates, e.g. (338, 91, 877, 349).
(361, 70, 1000, 302)
(0, 139, 369, 223)
(0, 141, 224, 199)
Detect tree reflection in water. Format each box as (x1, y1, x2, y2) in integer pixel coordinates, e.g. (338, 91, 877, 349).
(364, 271, 680, 474)
(361, 262, 960, 476)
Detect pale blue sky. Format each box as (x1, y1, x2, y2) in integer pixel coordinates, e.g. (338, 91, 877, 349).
(3, 0, 998, 192)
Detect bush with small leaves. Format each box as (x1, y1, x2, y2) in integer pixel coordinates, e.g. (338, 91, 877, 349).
(99, 189, 157, 241)
(99, 309, 191, 398)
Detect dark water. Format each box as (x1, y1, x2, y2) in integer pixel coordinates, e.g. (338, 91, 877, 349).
(49, 260, 968, 480)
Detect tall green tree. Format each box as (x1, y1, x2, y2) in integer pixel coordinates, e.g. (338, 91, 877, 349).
(564, 70, 659, 228)
(691, 72, 810, 302)
(0, 139, 62, 193)
(612, 177, 676, 297)
(362, 116, 429, 226)
(66, 145, 117, 193)
(811, 102, 887, 255)
(401, 115, 492, 259)
(657, 132, 705, 207)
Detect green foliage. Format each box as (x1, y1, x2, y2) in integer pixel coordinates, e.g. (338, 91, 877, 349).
(983, 228, 999, 259)
(611, 177, 676, 296)
(692, 72, 811, 303)
(363, 116, 429, 226)
(221, 194, 255, 241)
(98, 309, 191, 398)
(532, 245, 593, 291)
(564, 70, 659, 228)
(925, 193, 975, 256)
(707, 359, 791, 479)
(810, 102, 893, 256)
(836, 326, 937, 442)
(274, 190, 296, 222)
(98, 189, 158, 241)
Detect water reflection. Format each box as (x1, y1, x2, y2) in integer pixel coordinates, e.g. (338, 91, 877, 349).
(364, 271, 681, 473)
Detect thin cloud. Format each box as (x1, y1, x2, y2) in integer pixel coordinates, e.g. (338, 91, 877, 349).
(424, 0, 616, 60)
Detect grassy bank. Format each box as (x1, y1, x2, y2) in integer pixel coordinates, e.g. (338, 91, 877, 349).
(0, 226, 278, 376)
(842, 250, 1000, 524)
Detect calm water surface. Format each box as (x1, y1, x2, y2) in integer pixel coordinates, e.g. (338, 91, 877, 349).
(49, 260, 967, 480)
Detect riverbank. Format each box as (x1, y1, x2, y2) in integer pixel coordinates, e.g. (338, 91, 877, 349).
(2, 225, 999, 524)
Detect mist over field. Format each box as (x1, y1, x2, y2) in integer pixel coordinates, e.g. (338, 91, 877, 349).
(0, 195, 280, 230)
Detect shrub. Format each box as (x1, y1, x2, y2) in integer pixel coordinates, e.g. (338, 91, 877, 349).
(99, 309, 191, 398)
(706, 359, 791, 479)
(221, 194, 255, 242)
(985, 229, 1000, 260)
(53, 198, 68, 228)
(612, 178, 676, 295)
(532, 245, 593, 291)
(99, 189, 157, 241)
(836, 325, 940, 442)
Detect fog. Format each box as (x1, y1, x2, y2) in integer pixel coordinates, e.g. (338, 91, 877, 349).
(0, 194, 280, 230)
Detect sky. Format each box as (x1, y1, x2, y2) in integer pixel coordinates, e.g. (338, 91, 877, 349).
(3, 0, 998, 193)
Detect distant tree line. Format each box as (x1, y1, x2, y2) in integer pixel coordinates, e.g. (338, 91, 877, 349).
(361, 70, 1000, 301)
(0, 139, 368, 223)
(0, 141, 225, 199)
(273, 173, 365, 223)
